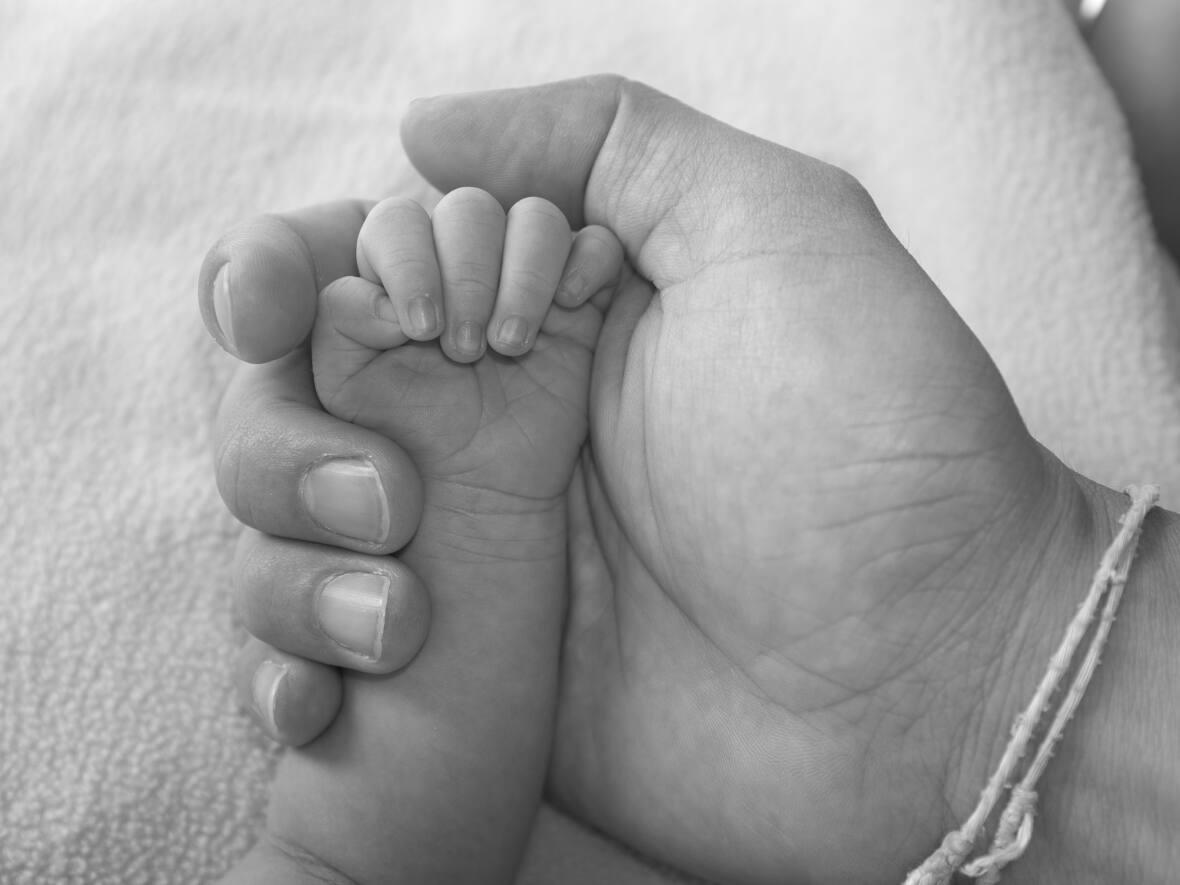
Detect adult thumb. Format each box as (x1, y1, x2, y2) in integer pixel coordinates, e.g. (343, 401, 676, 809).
(400, 75, 862, 289)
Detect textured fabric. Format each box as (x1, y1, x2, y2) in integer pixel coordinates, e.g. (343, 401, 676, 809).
(1, 1, 1176, 882)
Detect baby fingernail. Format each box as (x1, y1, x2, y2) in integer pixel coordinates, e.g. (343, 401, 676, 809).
(212, 264, 236, 352)
(558, 270, 588, 304)
(496, 315, 529, 350)
(317, 572, 389, 661)
(302, 459, 391, 544)
(407, 295, 439, 337)
(454, 320, 484, 357)
(251, 659, 287, 739)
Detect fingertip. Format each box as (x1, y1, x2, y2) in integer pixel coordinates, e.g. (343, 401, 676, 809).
(486, 317, 535, 358)
(555, 225, 624, 309)
(440, 322, 487, 364)
(357, 197, 444, 341)
(199, 216, 319, 364)
(403, 293, 445, 342)
(433, 187, 505, 356)
(236, 640, 342, 748)
(315, 276, 407, 351)
(581, 224, 625, 267)
(235, 535, 431, 677)
(509, 195, 569, 226)
(376, 558, 432, 672)
(300, 452, 424, 554)
(483, 193, 571, 357)
(272, 658, 343, 747)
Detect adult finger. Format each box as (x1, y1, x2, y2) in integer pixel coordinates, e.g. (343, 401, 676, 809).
(198, 199, 373, 363)
(234, 529, 430, 675)
(400, 75, 874, 292)
(235, 636, 342, 748)
(214, 347, 424, 554)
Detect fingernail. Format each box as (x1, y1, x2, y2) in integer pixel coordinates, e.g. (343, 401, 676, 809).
(317, 572, 389, 661)
(558, 270, 588, 305)
(252, 659, 287, 739)
(454, 320, 484, 357)
(302, 459, 391, 544)
(212, 264, 235, 351)
(407, 295, 439, 337)
(495, 315, 529, 350)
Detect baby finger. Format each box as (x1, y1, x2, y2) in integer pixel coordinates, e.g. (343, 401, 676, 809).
(488, 196, 572, 356)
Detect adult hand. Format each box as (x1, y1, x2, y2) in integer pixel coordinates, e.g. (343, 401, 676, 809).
(203, 76, 1127, 883)
(201, 198, 438, 745)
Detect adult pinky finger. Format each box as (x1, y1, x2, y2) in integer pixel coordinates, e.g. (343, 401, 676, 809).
(235, 637, 342, 748)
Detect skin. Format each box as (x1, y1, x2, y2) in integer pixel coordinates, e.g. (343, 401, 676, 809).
(220, 190, 624, 884)
(203, 77, 1180, 884)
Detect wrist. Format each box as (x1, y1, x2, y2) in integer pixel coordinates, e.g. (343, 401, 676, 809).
(947, 453, 1180, 882)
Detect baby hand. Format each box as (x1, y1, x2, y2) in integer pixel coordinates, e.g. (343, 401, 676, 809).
(311, 188, 624, 503)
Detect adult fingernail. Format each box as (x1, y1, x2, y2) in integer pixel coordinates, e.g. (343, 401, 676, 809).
(495, 315, 529, 350)
(407, 295, 439, 337)
(317, 572, 389, 661)
(252, 659, 287, 739)
(302, 459, 391, 544)
(454, 320, 483, 358)
(212, 264, 235, 351)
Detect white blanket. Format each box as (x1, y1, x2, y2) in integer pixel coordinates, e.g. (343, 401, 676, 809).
(2, 1, 1176, 881)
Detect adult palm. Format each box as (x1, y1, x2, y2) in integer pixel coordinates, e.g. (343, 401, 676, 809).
(400, 76, 1076, 885)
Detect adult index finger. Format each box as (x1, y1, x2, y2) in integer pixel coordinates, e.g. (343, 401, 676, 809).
(214, 348, 424, 554)
(198, 199, 373, 363)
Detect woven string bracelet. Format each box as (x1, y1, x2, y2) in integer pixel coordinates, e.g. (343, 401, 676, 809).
(904, 484, 1160, 885)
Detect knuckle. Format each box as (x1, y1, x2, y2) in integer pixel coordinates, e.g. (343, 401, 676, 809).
(579, 224, 618, 248)
(232, 536, 274, 631)
(824, 164, 878, 218)
(362, 246, 437, 289)
(502, 265, 556, 299)
(510, 195, 567, 226)
(265, 834, 361, 885)
(320, 276, 380, 317)
(382, 255, 438, 285)
(576, 227, 624, 273)
(359, 204, 436, 279)
(213, 421, 252, 524)
(232, 530, 268, 590)
(435, 186, 504, 219)
(366, 195, 427, 225)
(317, 276, 353, 311)
(445, 266, 500, 298)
